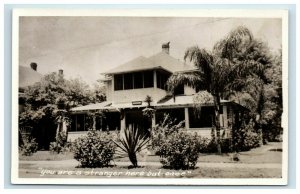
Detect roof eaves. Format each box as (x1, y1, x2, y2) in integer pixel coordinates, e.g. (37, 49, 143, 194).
(103, 66, 173, 75)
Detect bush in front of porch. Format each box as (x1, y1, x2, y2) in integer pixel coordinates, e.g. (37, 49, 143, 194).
(150, 114, 201, 169)
(72, 130, 116, 168)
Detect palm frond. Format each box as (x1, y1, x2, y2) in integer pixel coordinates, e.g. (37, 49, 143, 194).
(213, 26, 253, 59)
(166, 71, 204, 93)
(184, 47, 213, 74)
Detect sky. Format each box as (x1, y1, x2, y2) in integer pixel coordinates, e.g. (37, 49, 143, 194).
(19, 16, 282, 85)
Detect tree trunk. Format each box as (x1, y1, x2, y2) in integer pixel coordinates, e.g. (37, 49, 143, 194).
(255, 84, 264, 143)
(213, 95, 222, 155)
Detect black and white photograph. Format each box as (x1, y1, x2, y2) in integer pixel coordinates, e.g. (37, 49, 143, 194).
(11, 9, 288, 185)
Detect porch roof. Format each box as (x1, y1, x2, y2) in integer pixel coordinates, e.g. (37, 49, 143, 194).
(70, 101, 114, 112)
(155, 95, 230, 108)
(70, 95, 247, 112)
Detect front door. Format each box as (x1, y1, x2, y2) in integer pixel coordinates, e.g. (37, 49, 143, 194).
(125, 110, 151, 136)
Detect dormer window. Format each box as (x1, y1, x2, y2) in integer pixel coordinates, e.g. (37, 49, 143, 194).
(113, 70, 154, 91)
(124, 73, 133, 90)
(114, 74, 123, 91)
(133, 72, 143, 89)
(143, 71, 154, 88)
(157, 70, 170, 90)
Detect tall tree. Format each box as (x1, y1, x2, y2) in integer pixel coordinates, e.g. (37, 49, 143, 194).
(19, 72, 105, 149)
(167, 26, 271, 154)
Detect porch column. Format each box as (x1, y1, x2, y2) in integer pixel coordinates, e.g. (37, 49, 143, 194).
(151, 113, 156, 128)
(223, 105, 228, 128)
(120, 113, 126, 133)
(184, 108, 190, 129)
(153, 70, 157, 89)
(92, 115, 96, 131)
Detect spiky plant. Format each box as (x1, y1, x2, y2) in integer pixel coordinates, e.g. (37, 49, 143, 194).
(114, 126, 150, 168)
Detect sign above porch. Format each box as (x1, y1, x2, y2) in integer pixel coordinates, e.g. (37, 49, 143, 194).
(132, 101, 143, 106)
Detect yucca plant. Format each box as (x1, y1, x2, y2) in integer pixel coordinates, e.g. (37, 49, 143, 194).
(114, 126, 150, 168)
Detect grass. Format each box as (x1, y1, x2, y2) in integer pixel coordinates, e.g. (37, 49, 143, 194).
(19, 142, 282, 165)
(19, 151, 74, 161)
(18, 142, 282, 179)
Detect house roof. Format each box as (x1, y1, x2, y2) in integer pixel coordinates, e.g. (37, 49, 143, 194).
(70, 95, 243, 112)
(19, 66, 43, 88)
(104, 52, 196, 74)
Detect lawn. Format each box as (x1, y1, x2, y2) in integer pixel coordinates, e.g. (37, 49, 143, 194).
(18, 142, 282, 179)
(20, 142, 282, 164)
(19, 151, 74, 161)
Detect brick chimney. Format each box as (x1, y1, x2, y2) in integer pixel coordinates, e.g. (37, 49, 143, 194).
(30, 62, 37, 71)
(162, 42, 170, 55)
(58, 69, 63, 75)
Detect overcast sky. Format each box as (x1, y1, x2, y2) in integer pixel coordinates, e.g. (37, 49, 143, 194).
(19, 16, 282, 85)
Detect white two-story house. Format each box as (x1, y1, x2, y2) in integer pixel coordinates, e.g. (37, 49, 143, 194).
(68, 43, 247, 141)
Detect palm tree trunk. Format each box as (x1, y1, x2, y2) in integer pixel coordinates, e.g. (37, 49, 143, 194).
(255, 84, 265, 144)
(213, 95, 222, 155)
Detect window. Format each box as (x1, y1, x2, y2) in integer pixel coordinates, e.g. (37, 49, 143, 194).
(114, 74, 123, 90)
(157, 71, 161, 89)
(70, 115, 77, 131)
(133, 72, 143, 89)
(70, 114, 87, 131)
(155, 108, 185, 127)
(114, 70, 155, 90)
(156, 71, 170, 90)
(174, 84, 184, 95)
(188, 107, 214, 128)
(143, 70, 153, 88)
(124, 73, 133, 90)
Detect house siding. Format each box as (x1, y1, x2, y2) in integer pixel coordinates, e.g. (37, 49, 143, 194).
(184, 85, 196, 95)
(106, 81, 112, 101)
(112, 88, 167, 103)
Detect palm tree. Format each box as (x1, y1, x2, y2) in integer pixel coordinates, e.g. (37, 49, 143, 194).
(167, 26, 268, 154)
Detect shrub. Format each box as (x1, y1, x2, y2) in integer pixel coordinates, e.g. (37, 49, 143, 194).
(241, 130, 261, 151)
(203, 138, 232, 153)
(114, 126, 150, 168)
(150, 113, 184, 152)
(72, 130, 116, 168)
(157, 131, 201, 170)
(233, 121, 261, 152)
(49, 131, 68, 154)
(20, 137, 38, 156)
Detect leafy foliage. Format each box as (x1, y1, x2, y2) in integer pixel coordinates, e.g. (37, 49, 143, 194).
(72, 131, 116, 168)
(20, 137, 38, 156)
(232, 121, 262, 152)
(150, 114, 201, 169)
(85, 110, 106, 131)
(167, 26, 280, 153)
(157, 131, 201, 170)
(19, 72, 106, 149)
(114, 126, 150, 168)
(142, 107, 156, 119)
(142, 95, 156, 119)
(201, 138, 232, 153)
(49, 131, 68, 154)
(150, 113, 185, 152)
